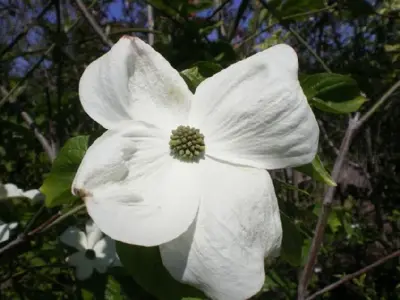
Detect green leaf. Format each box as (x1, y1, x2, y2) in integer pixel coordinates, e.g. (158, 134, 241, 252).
(280, 212, 304, 266)
(181, 61, 222, 92)
(300, 73, 362, 102)
(300, 73, 367, 113)
(310, 96, 366, 114)
(146, 0, 177, 17)
(116, 242, 205, 300)
(327, 210, 342, 233)
(40, 136, 89, 207)
(269, 0, 325, 20)
(104, 276, 124, 300)
(199, 20, 223, 36)
(295, 155, 336, 186)
(186, 0, 213, 13)
(342, 0, 374, 17)
(208, 41, 237, 65)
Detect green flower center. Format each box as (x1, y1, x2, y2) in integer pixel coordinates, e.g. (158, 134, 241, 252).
(84, 249, 96, 260)
(169, 125, 205, 161)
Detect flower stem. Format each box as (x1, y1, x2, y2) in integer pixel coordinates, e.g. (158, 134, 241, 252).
(0, 204, 86, 257)
(40, 204, 86, 233)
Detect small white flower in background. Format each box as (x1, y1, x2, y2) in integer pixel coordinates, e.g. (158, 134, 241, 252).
(314, 266, 322, 274)
(0, 182, 45, 203)
(72, 36, 319, 299)
(0, 220, 18, 243)
(60, 220, 120, 280)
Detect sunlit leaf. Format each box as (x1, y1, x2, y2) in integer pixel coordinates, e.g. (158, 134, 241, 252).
(295, 155, 336, 186)
(310, 96, 366, 114)
(300, 73, 360, 101)
(327, 210, 342, 233)
(269, 0, 325, 20)
(40, 136, 89, 207)
(186, 0, 213, 13)
(300, 73, 367, 113)
(181, 61, 222, 92)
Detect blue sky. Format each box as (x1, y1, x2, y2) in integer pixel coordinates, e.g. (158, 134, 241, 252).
(107, 0, 241, 20)
(7, 0, 359, 75)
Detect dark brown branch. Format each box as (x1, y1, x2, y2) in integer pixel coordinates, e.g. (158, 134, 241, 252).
(0, 205, 85, 258)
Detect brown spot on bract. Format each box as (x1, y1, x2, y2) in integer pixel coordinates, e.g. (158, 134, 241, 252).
(73, 188, 92, 200)
(121, 35, 135, 40)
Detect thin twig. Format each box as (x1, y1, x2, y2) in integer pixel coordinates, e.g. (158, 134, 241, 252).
(235, 23, 276, 49)
(0, 10, 88, 108)
(22, 205, 46, 235)
(288, 28, 331, 73)
(357, 79, 400, 127)
(40, 204, 85, 232)
(1, 28, 161, 62)
(298, 115, 358, 299)
(258, 0, 331, 73)
(0, 1, 53, 58)
(0, 45, 55, 108)
(306, 249, 400, 300)
(20, 111, 56, 161)
(0, 204, 85, 257)
(74, 0, 114, 47)
(27, 212, 62, 236)
(207, 0, 231, 21)
(281, 3, 337, 21)
(0, 86, 56, 161)
(318, 119, 340, 155)
(318, 119, 369, 174)
(298, 79, 400, 299)
(228, 0, 249, 41)
(53, 0, 63, 158)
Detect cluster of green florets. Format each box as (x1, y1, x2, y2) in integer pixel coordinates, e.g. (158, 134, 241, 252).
(169, 125, 205, 161)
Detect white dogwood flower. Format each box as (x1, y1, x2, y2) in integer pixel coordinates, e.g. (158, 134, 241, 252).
(0, 220, 17, 243)
(60, 220, 119, 280)
(0, 182, 44, 203)
(72, 36, 319, 299)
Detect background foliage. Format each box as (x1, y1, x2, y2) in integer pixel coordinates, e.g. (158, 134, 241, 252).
(1, 0, 399, 299)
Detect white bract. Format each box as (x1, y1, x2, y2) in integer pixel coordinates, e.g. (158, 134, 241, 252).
(73, 36, 319, 299)
(0, 220, 17, 243)
(0, 182, 44, 203)
(60, 220, 120, 280)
